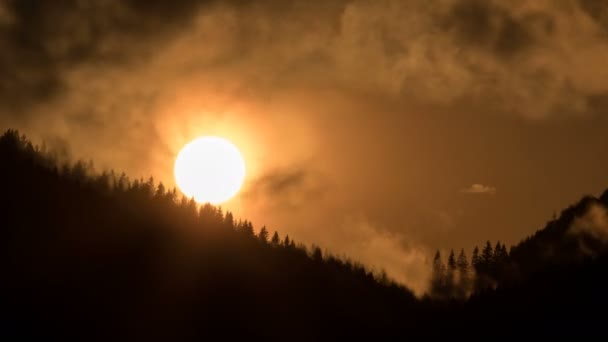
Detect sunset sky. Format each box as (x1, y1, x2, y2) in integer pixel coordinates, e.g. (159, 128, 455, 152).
(2, 0, 608, 292)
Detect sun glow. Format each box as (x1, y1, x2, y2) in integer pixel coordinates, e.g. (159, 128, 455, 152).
(174, 136, 246, 204)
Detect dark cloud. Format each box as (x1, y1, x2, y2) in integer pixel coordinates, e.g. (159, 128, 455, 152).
(252, 168, 307, 194)
(243, 166, 328, 211)
(3, 0, 608, 120)
(443, 0, 535, 58)
(579, 0, 608, 33)
(0, 0, 210, 112)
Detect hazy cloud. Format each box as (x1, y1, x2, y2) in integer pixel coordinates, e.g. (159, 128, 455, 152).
(3, 0, 608, 120)
(442, 0, 538, 58)
(579, 0, 608, 33)
(323, 215, 430, 295)
(0, 0, 204, 112)
(243, 166, 328, 210)
(461, 184, 497, 195)
(569, 203, 608, 243)
(250, 168, 308, 195)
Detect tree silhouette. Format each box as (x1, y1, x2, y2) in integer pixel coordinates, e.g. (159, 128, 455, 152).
(482, 241, 493, 266)
(448, 249, 456, 270)
(430, 250, 447, 299)
(494, 242, 508, 263)
(224, 211, 235, 230)
(312, 246, 323, 262)
(446, 249, 457, 295)
(472, 246, 480, 272)
(457, 249, 469, 275)
(457, 248, 471, 298)
(156, 182, 166, 197)
(271, 231, 280, 245)
(239, 220, 255, 236)
(258, 226, 269, 243)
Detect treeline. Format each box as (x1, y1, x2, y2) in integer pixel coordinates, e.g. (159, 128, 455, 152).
(0, 129, 340, 267)
(1, 129, 421, 340)
(4, 128, 608, 338)
(431, 187, 608, 302)
(430, 241, 510, 300)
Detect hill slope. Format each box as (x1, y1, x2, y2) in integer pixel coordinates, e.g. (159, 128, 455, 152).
(2, 129, 608, 339)
(0, 130, 422, 340)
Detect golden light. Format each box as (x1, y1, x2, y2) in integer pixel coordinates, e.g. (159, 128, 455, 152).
(174, 136, 246, 204)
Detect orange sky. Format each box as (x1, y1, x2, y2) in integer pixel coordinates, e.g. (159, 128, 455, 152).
(2, 0, 608, 293)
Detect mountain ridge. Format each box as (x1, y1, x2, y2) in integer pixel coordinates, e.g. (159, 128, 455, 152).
(2, 128, 608, 339)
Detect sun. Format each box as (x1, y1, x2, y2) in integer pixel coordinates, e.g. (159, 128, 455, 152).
(174, 136, 246, 204)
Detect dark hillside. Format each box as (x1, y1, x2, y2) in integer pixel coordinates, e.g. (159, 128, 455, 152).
(3, 129, 608, 339)
(0, 130, 420, 340)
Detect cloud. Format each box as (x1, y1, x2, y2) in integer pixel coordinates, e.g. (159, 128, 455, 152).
(442, 0, 539, 59)
(579, 0, 608, 33)
(242, 165, 329, 211)
(566, 200, 608, 257)
(569, 202, 608, 243)
(3, 0, 608, 121)
(321, 215, 430, 296)
(248, 168, 308, 195)
(461, 184, 497, 195)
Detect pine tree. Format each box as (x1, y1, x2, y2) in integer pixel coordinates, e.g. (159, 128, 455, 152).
(474, 241, 495, 291)
(180, 195, 189, 208)
(471, 246, 480, 272)
(447, 249, 456, 270)
(168, 188, 178, 202)
(271, 231, 280, 245)
(430, 250, 447, 299)
(445, 249, 457, 297)
(457, 248, 471, 298)
(199, 203, 214, 224)
(187, 197, 197, 215)
(312, 246, 323, 261)
(482, 241, 493, 265)
(492, 242, 509, 283)
(457, 249, 469, 275)
(224, 211, 234, 230)
(243, 221, 255, 236)
(214, 207, 224, 223)
(155, 183, 166, 198)
(494, 241, 502, 261)
(145, 176, 155, 196)
(283, 235, 291, 247)
(117, 172, 128, 191)
(494, 241, 508, 264)
(258, 226, 269, 243)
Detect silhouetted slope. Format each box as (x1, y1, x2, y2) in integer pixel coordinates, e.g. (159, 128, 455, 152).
(0, 130, 421, 340)
(451, 193, 608, 336)
(509, 196, 605, 272)
(432, 192, 608, 294)
(462, 253, 608, 336)
(3, 129, 608, 339)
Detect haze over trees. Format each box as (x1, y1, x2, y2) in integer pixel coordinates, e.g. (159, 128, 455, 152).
(2, 129, 608, 339)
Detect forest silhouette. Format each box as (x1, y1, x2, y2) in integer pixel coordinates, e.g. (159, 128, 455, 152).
(2, 129, 608, 339)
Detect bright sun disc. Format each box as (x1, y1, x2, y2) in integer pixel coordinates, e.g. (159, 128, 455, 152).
(174, 136, 246, 204)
